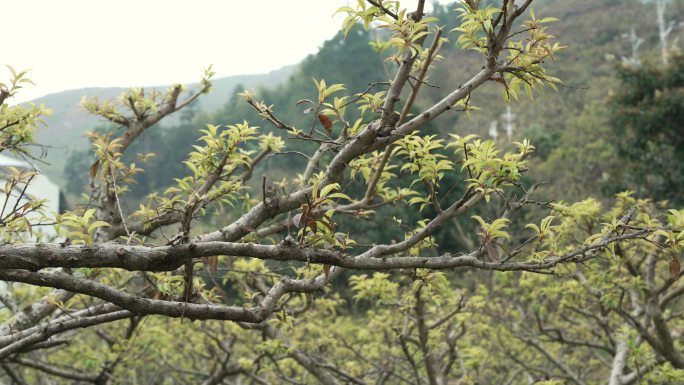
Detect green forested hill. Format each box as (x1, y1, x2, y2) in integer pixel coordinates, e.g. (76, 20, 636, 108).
(424, 0, 678, 139)
(422, 0, 684, 201)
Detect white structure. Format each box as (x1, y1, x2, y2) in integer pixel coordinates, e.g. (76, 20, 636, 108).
(622, 27, 645, 66)
(0, 153, 60, 237)
(502, 106, 516, 141)
(640, 0, 675, 65)
(488, 120, 499, 141)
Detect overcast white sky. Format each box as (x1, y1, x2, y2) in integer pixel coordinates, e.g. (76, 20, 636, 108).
(5, 0, 444, 103)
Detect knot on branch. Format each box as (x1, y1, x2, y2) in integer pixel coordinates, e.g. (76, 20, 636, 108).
(262, 179, 280, 212)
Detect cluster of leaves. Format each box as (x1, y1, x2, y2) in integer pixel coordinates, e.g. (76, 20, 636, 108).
(58, 208, 110, 245)
(454, 4, 502, 53)
(293, 183, 353, 249)
(451, 3, 564, 100)
(448, 135, 534, 201)
(132, 122, 270, 229)
(87, 132, 143, 192)
(0, 66, 49, 155)
(338, 1, 402, 36)
(80, 66, 213, 126)
(395, 134, 453, 187)
(0, 167, 47, 240)
(0, 67, 51, 240)
(500, 9, 564, 100)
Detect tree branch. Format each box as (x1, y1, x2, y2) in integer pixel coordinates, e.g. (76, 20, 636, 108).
(10, 357, 98, 383)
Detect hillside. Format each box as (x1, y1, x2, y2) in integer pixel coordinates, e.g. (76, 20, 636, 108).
(31, 65, 295, 180)
(420, 0, 684, 200)
(423, 0, 681, 133)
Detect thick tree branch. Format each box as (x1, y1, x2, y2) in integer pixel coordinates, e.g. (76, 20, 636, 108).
(0, 289, 75, 336)
(0, 308, 132, 359)
(0, 269, 330, 324)
(1, 363, 28, 385)
(414, 287, 442, 385)
(118, 84, 209, 151)
(0, 303, 120, 347)
(10, 357, 99, 383)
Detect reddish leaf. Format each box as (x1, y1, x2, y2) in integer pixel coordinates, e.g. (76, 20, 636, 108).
(293, 213, 303, 227)
(293, 203, 310, 227)
(318, 114, 333, 135)
(670, 254, 681, 280)
(89, 159, 100, 179)
(306, 219, 318, 234)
